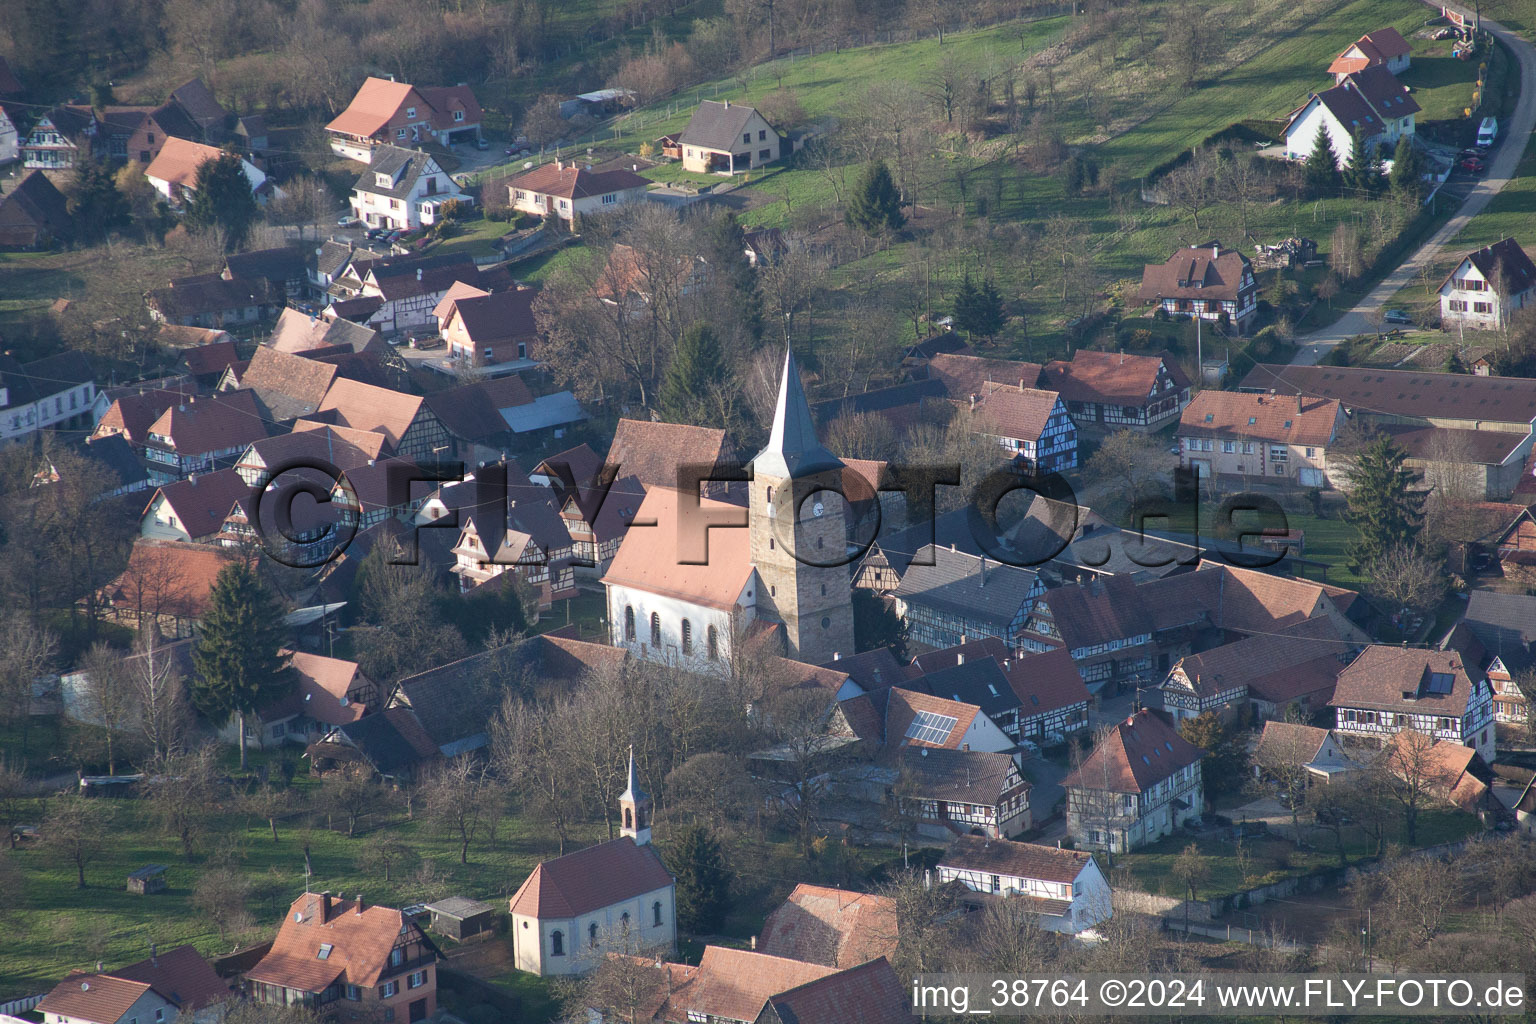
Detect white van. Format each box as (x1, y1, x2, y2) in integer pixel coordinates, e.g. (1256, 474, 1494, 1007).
(1478, 117, 1499, 147)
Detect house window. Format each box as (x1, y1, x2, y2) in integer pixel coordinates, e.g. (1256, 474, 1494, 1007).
(681, 619, 693, 655)
(391, 948, 404, 967)
(625, 606, 636, 641)
(515, 190, 528, 200)
(650, 612, 661, 647)
(346, 986, 361, 1001)
(707, 626, 719, 661)
(1448, 299, 1468, 312)
(559, 199, 569, 210)
(1269, 446, 1288, 462)
(155, 1012, 164, 1023)
(602, 193, 617, 205)
(991, 874, 1001, 892)
(406, 107, 417, 118)
(454, 110, 465, 121)
(1305, 447, 1316, 458)
(654, 900, 664, 926)
(1221, 440, 1235, 453)
(407, 971, 427, 989)
(1242, 442, 1254, 454)
(589, 922, 599, 947)
(620, 911, 630, 934)
(743, 133, 752, 145)
(550, 931, 564, 956)
(381, 981, 398, 998)
(759, 149, 771, 160)
(397, 128, 407, 138)
(1474, 302, 1493, 314)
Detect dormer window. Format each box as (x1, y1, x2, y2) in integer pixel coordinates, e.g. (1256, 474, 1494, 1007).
(454, 110, 464, 121)
(377, 173, 393, 187)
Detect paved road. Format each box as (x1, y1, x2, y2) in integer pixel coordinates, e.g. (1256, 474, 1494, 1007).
(1292, 11, 1536, 365)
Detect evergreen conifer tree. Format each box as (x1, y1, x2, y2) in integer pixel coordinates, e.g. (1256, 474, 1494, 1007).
(1389, 135, 1424, 196)
(1343, 435, 1423, 572)
(192, 561, 291, 770)
(1344, 130, 1380, 194)
(67, 160, 129, 243)
(671, 825, 732, 933)
(1304, 123, 1340, 195)
(846, 160, 905, 235)
(185, 150, 260, 251)
(658, 322, 726, 424)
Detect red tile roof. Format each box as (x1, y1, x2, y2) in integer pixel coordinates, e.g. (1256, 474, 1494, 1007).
(146, 468, 256, 541)
(601, 486, 754, 611)
(1001, 647, 1091, 718)
(145, 389, 268, 456)
(144, 137, 226, 190)
(509, 161, 650, 200)
(762, 957, 910, 1024)
(1179, 391, 1342, 448)
(508, 837, 673, 918)
(883, 687, 983, 749)
(1328, 27, 1412, 75)
(38, 974, 153, 1024)
(94, 386, 198, 445)
(103, 540, 237, 620)
(665, 946, 837, 1024)
(759, 885, 899, 969)
(1438, 237, 1536, 298)
(247, 894, 428, 993)
(606, 418, 733, 492)
(316, 378, 425, 447)
(927, 352, 1044, 397)
(972, 383, 1063, 442)
(1138, 244, 1253, 303)
(1061, 709, 1204, 794)
(1329, 644, 1482, 715)
(1041, 349, 1189, 406)
(110, 944, 231, 1014)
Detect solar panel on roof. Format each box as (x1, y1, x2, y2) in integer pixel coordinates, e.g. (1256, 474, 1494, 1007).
(906, 710, 959, 745)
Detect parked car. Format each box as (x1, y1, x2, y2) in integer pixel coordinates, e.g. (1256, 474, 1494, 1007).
(1383, 309, 1413, 324)
(1461, 157, 1486, 174)
(387, 335, 405, 347)
(413, 336, 445, 350)
(366, 227, 385, 240)
(475, 138, 489, 150)
(337, 215, 361, 227)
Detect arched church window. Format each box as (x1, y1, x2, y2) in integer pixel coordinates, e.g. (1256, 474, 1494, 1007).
(650, 612, 661, 647)
(589, 922, 599, 947)
(653, 901, 664, 926)
(707, 626, 719, 661)
(624, 606, 636, 641)
(550, 931, 564, 956)
(624, 807, 633, 829)
(681, 619, 693, 655)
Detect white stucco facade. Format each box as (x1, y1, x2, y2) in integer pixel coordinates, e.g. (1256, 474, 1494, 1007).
(604, 578, 756, 676)
(510, 882, 676, 977)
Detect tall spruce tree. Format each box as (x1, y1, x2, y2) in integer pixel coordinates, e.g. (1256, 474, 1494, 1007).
(659, 322, 726, 424)
(192, 561, 291, 770)
(671, 825, 732, 933)
(846, 160, 905, 235)
(954, 275, 1006, 342)
(1304, 123, 1340, 195)
(185, 150, 260, 251)
(1343, 130, 1380, 194)
(1344, 435, 1423, 572)
(1389, 135, 1424, 196)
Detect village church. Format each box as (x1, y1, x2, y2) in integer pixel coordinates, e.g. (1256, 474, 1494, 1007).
(601, 348, 858, 672)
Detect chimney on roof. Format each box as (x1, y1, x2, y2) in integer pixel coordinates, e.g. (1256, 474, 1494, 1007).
(723, 99, 730, 109)
(831, 651, 840, 660)
(749, 935, 756, 950)
(1297, 393, 1304, 414)
(356, 894, 365, 914)
(957, 652, 965, 666)
(321, 892, 332, 923)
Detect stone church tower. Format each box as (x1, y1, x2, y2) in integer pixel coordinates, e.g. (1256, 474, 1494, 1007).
(749, 348, 856, 665)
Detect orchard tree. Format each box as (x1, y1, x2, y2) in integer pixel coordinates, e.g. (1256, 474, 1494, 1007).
(192, 561, 290, 770)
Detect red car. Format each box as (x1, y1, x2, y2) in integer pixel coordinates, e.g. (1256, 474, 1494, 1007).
(1461, 157, 1486, 174)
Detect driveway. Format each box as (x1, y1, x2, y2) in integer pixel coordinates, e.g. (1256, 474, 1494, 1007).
(1292, 8, 1536, 365)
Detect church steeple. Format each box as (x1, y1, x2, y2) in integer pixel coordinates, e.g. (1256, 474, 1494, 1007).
(618, 746, 652, 845)
(747, 346, 856, 665)
(753, 347, 841, 479)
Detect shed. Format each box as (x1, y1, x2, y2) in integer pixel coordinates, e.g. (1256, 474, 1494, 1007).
(127, 864, 168, 894)
(424, 895, 496, 941)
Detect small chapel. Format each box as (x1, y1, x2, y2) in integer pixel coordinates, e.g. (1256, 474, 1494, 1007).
(601, 347, 858, 672)
(508, 750, 677, 976)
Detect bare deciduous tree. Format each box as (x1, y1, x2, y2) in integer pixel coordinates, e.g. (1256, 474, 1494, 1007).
(43, 794, 111, 888)
(79, 642, 140, 776)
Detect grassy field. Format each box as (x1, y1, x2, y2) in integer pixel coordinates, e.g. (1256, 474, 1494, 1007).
(0, 760, 604, 1001)
(1116, 807, 1481, 900)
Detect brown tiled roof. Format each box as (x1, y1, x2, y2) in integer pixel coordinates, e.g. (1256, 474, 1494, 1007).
(419, 84, 483, 132)
(941, 835, 1095, 884)
(269, 307, 379, 355)
(431, 280, 489, 321)
(533, 443, 606, 491)
(883, 687, 982, 749)
(316, 378, 425, 447)
(1138, 244, 1253, 303)
(1243, 363, 1536, 429)
(1439, 237, 1536, 298)
(144, 137, 225, 190)
(325, 78, 421, 138)
(147, 469, 256, 541)
(1253, 721, 1335, 766)
(95, 386, 198, 445)
(366, 254, 488, 302)
(509, 162, 650, 199)
(423, 374, 533, 442)
(1179, 391, 1342, 447)
(1041, 349, 1189, 406)
(263, 651, 368, 727)
(237, 345, 339, 420)
(38, 974, 153, 1024)
(522, 633, 630, 680)
(1002, 647, 1091, 717)
(665, 946, 835, 1024)
(1169, 617, 1353, 702)
(145, 390, 268, 456)
(1329, 27, 1412, 74)
(508, 837, 673, 918)
(1061, 709, 1204, 794)
(333, 456, 424, 515)
(1381, 424, 1528, 466)
(169, 78, 227, 129)
(1030, 575, 1151, 650)
(762, 957, 910, 1024)
(823, 647, 908, 692)
(972, 383, 1063, 442)
(103, 540, 235, 620)
(155, 324, 231, 349)
(110, 944, 231, 1014)
(606, 418, 732, 493)
(759, 885, 899, 969)
(243, 424, 391, 476)
(1329, 645, 1481, 715)
(601, 487, 753, 611)
(179, 340, 241, 379)
(247, 894, 428, 993)
(894, 745, 1025, 806)
(928, 352, 1045, 398)
(443, 288, 539, 359)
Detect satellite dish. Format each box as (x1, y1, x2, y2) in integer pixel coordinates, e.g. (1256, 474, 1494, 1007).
(294, 911, 304, 922)
(524, 161, 533, 170)
(81, 983, 90, 991)
(339, 696, 349, 706)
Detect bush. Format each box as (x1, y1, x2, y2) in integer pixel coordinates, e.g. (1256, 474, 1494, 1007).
(1154, 306, 1170, 321)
